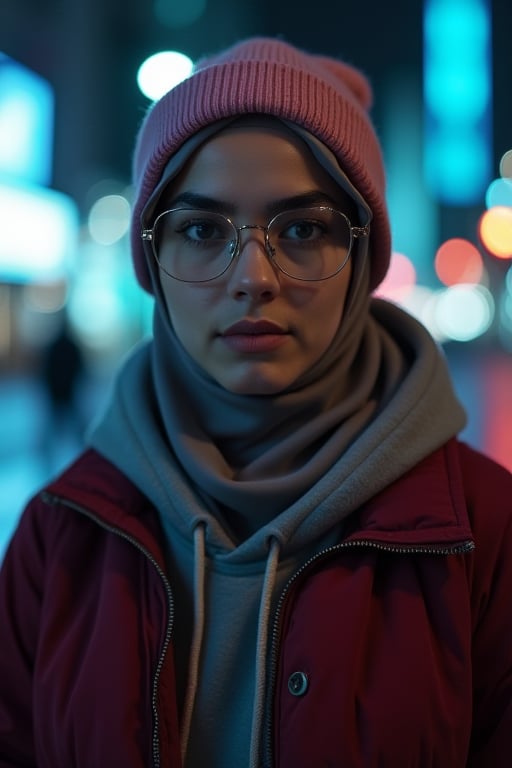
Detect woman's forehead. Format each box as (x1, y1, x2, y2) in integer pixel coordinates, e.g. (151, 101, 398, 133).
(158, 120, 357, 213)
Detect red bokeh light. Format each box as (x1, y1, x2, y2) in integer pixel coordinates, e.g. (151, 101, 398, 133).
(434, 238, 483, 286)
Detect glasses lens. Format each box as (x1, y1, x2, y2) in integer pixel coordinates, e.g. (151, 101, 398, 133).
(153, 209, 236, 281)
(268, 207, 352, 280)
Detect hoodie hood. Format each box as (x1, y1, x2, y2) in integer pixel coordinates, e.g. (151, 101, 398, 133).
(88, 297, 466, 562)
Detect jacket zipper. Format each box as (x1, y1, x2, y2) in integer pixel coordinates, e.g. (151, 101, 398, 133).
(41, 491, 173, 768)
(263, 536, 475, 767)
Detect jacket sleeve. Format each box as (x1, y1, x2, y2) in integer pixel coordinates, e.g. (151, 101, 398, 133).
(0, 496, 47, 767)
(461, 444, 512, 766)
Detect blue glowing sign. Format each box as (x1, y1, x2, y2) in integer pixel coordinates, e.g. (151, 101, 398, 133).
(423, 0, 492, 205)
(0, 53, 54, 186)
(0, 179, 79, 282)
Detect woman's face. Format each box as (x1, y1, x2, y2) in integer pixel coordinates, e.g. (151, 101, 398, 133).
(155, 124, 355, 395)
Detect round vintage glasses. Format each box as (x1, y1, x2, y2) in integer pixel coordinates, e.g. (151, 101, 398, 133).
(141, 206, 370, 283)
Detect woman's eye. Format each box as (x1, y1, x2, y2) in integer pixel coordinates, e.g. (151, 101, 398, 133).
(180, 221, 221, 240)
(282, 221, 324, 240)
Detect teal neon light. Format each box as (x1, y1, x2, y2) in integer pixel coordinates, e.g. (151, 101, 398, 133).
(423, 0, 492, 205)
(0, 53, 54, 186)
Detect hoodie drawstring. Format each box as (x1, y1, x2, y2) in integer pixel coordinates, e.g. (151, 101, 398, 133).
(180, 529, 281, 768)
(180, 523, 206, 764)
(249, 536, 281, 768)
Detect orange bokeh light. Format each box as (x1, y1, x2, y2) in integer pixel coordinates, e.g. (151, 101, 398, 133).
(479, 206, 512, 259)
(434, 238, 483, 286)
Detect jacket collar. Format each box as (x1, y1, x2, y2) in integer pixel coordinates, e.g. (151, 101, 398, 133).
(44, 440, 473, 552)
(346, 438, 474, 548)
(43, 448, 168, 566)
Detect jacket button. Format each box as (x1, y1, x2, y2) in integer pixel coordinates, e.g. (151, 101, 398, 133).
(288, 671, 309, 697)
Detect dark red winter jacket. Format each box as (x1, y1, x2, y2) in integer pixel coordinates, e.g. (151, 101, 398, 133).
(1, 438, 512, 767)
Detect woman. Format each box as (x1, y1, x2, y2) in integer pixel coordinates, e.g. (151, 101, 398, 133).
(1, 37, 511, 768)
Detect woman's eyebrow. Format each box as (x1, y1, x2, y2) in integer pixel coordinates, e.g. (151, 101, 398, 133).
(264, 191, 340, 216)
(166, 189, 342, 216)
(166, 191, 237, 215)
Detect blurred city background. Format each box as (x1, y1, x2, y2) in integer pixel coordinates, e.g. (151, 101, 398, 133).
(0, 0, 511, 559)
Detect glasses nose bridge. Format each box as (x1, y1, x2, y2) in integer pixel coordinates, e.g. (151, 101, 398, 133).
(234, 222, 272, 257)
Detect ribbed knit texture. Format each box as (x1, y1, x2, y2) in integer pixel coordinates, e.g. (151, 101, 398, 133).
(130, 37, 391, 293)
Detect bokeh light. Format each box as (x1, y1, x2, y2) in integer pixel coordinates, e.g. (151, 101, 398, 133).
(434, 284, 494, 341)
(0, 54, 54, 186)
(499, 149, 512, 178)
(423, 0, 492, 205)
(424, 66, 489, 124)
(24, 281, 68, 313)
(0, 182, 78, 282)
(424, 127, 489, 205)
(137, 51, 193, 100)
(68, 270, 124, 349)
(500, 291, 512, 333)
(506, 264, 512, 294)
(397, 286, 444, 341)
(434, 238, 483, 286)
(374, 251, 417, 301)
(424, 0, 489, 52)
(498, 264, 512, 350)
(479, 206, 512, 259)
(87, 194, 131, 246)
(485, 177, 512, 208)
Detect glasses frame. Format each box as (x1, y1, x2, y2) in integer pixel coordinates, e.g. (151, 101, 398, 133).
(141, 206, 370, 283)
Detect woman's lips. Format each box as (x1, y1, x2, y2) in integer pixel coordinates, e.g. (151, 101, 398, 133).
(220, 319, 289, 353)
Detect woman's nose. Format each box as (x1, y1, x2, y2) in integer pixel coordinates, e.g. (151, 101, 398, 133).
(226, 232, 281, 299)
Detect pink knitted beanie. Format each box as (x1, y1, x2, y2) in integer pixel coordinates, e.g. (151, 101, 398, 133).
(131, 37, 391, 292)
